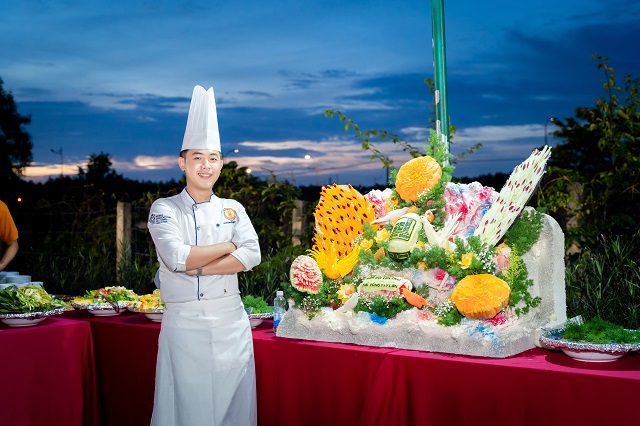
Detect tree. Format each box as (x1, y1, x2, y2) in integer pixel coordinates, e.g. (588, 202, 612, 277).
(78, 152, 120, 183)
(0, 77, 33, 191)
(536, 55, 640, 250)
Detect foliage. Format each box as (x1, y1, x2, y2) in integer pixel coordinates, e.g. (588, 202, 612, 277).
(433, 299, 464, 326)
(354, 294, 412, 319)
(0, 78, 32, 187)
(503, 208, 545, 256)
(241, 294, 273, 313)
(565, 234, 640, 329)
(563, 317, 640, 344)
(498, 250, 540, 316)
(536, 55, 640, 250)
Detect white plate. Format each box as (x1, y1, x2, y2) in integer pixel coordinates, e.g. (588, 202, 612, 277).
(145, 312, 163, 322)
(540, 329, 639, 362)
(561, 349, 626, 362)
(1, 317, 46, 327)
(88, 307, 125, 316)
(250, 318, 263, 328)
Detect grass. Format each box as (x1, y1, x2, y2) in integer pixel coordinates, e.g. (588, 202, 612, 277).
(566, 234, 640, 329)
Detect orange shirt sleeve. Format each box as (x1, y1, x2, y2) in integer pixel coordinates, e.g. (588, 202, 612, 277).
(0, 201, 18, 244)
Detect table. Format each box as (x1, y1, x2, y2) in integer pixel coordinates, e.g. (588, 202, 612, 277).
(63, 310, 159, 426)
(254, 326, 640, 426)
(0, 317, 100, 426)
(55, 311, 640, 426)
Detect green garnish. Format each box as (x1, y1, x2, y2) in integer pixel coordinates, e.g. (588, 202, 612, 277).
(241, 295, 274, 314)
(563, 317, 640, 344)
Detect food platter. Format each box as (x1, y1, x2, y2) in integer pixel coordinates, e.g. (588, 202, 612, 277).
(71, 301, 131, 316)
(128, 306, 164, 322)
(248, 312, 273, 328)
(540, 329, 640, 362)
(0, 308, 65, 327)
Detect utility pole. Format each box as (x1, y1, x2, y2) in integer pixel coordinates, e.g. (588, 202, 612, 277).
(51, 147, 63, 176)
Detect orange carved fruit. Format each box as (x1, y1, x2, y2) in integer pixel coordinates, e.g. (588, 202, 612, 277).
(395, 156, 442, 202)
(450, 274, 510, 320)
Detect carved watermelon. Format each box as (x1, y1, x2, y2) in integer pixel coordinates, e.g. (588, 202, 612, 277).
(290, 255, 322, 294)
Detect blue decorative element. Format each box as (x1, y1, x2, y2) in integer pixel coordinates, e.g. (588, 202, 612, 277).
(370, 312, 388, 325)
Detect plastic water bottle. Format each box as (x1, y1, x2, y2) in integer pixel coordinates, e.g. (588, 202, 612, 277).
(273, 290, 286, 333)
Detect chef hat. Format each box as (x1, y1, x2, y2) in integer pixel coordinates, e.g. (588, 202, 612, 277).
(181, 85, 221, 152)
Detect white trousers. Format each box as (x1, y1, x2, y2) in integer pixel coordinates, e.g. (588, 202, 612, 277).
(151, 295, 257, 426)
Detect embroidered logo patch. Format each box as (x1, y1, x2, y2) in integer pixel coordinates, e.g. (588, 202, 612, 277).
(149, 213, 169, 224)
(223, 208, 237, 221)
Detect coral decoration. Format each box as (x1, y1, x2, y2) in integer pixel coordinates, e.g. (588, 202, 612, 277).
(395, 156, 443, 202)
(474, 146, 552, 246)
(401, 287, 432, 309)
(450, 274, 511, 320)
(444, 182, 497, 238)
(290, 255, 323, 294)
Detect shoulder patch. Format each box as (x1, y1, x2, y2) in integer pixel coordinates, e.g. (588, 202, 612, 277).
(223, 208, 237, 221)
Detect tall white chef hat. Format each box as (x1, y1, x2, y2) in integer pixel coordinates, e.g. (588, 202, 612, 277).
(181, 85, 221, 152)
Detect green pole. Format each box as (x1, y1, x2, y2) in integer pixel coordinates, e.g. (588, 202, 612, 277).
(431, 0, 450, 154)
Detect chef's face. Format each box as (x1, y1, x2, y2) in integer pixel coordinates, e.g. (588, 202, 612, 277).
(179, 149, 223, 191)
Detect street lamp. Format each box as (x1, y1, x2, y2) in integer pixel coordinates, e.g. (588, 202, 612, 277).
(304, 154, 318, 186)
(544, 117, 556, 145)
(223, 148, 239, 157)
(51, 147, 63, 176)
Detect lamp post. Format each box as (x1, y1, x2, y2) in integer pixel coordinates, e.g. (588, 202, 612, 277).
(223, 148, 239, 157)
(304, 154, 318, 186)
(50, 147, 63, 176)
(544, 117, 556, 145)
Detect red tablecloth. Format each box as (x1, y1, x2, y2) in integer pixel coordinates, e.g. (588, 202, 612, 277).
(253, 324, 640, 426)
(63, 309, 159, 426)
(0, 316, 100, 426)
(54, 311, 640, 426)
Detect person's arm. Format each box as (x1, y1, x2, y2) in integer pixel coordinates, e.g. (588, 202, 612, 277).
(184, 252, 246, 276)
(185, 241, 236, 271)
(0, 239, 18, 271)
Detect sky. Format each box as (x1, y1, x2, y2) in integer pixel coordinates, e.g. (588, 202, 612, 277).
(2, 0, 639, 187)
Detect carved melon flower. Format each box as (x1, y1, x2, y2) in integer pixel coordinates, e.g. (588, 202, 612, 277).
(290, 255, 323, 294)
(395, 156, 443, 202)
(359, 238, 374, 251)
(459, 253, 475, 269)
(337, 284, 357, 304)
(375, 228, 390, 244)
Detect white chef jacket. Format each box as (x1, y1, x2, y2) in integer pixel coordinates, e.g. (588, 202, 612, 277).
(147, 188, 261, 426)
(148, 188, 261, 302)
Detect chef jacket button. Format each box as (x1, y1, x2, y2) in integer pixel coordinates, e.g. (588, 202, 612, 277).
(197, 226, 201, 230)
(200, 293, 204, 297)
(224, 289, 227, 293)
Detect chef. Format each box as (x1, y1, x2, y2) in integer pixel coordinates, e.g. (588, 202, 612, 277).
(148, 85, 261, 426)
